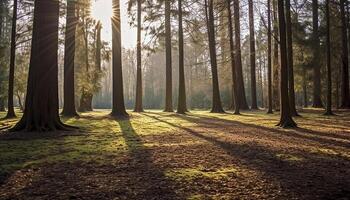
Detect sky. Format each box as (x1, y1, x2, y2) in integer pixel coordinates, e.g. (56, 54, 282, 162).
(91, 0, 137, 49)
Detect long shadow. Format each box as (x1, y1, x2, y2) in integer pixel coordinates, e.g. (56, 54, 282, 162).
(172, 113, 350, 149)
(142, 113, 350, 199)
(116, 118, 182, 199)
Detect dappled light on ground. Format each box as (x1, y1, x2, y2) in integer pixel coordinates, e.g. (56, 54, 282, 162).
(0, 109, 349, 199)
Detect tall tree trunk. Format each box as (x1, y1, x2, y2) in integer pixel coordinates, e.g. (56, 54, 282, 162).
(233, 0, 249, 110)
(134, 0, 143, 112)
(302, 65, 308, 108)
(95, 22, 101, 70)
(267, 0, 273, 113)
(312, 0, 323, 108)
(177, 0, 187, 114)
(6, 0, 17, 119)
(111, 0, 128, 117)
(227, 0, 239, 114)
(285, 0, 299, 116)
(340, 0, 350, 108)
(11, 0, 72, 132)
(248, 0, 257, 109)
(62, 0, 78, 117)
(324, 0, 333, 115)
(164, 0, 173, 112)
(205, 0, 224, 113)
(272, 0, 280, 111)
(277, 0, 296, 128)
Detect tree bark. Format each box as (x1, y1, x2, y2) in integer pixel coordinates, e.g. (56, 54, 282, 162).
(164, 0, 173, 112)
(312, 0, 323, 108)
(233, 0, 249, 110)
(134, 0, 143, 112)
(248, 0, 257, 109)
(62, 0, 78, 117)
(177, 0, 187, 114)
(6, 0, 17, 119)
(111, 0, 128, 117)
(340, 0, 350, 108)
(205, 0, 224, 113)
(277, 0, 296, 128)
(285, 0, 299, 116)
(272, 0, 280, 111)
(226, 0, 239, 114)
(324, 0, 333, 115)
(11, 0, 72, 132)
(267, 0, 273, 114)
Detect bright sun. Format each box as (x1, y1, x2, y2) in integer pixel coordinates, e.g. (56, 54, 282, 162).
(91, 0, 113, 23)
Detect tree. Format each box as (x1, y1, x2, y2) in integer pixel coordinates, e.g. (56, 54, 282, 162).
(11, 0, 72, 131)
(177, 0, 187, 114)
(226, 0, 239, 114)
(111, 0, 128, 117)
(5, 0, 18, 119)
(267, 0, 273, 114)
(312, 0, 323, 108)
(340, 0, 350, 108)
(134, 0, 143, 112)
(62, 0, 79, 117)
(272, 0, 280, 111)
(324, 0, 333, 115)
(164, 0, 173, 112)
(248, 0, 257, 109)
(285, 0, 299, 116)
(277, 0, 296, 128)
(205, 0, 224, 113)
(233, 0, 249, 110)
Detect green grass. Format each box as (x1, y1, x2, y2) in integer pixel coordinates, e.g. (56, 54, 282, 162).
(0, 108, 349, 177)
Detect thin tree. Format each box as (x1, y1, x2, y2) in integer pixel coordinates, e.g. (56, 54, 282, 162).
(205, 0, 224, 113)
(267, 0, 273, 114)
(177, 0, 187, 114)
(164, 0, 173, 112)
(111, 0, 128, 117)
(340, 0, 350, 108)
(62, 0, 79, 117)
(134, 0, 143, 112)
(277, 0, 296, 128)
(312, 0, 323, 108)
(233, 0, 249, 110)
(11, 0, 73, 131)
(285, 0, 299, 116)
(324, 0, 333, 115)
(248, 0, 258, 109)
(5, 0, 17, 119)
(227, 0, 239, 114)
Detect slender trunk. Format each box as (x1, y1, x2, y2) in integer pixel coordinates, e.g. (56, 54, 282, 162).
(248, 0, 257, 109)
(177, 0, 187, 114)
(6, 0, 17, 118)
(227, 0, 239, 114)
(302, 65, 308, 107)
(267, 0, 273, 113)
(134, 0, 143, 112)
(233, 0, 249, 110)
(272, 0, 280, 111)
(324, 0, 333, 115)
(16, 92, 23, 111)
(111, 0, 128, 117)
(312, 0, 323, 108)
(205, 0, 224, 113)
(285, 0, 299, 116)
(62, 0, 78, 117)
(11, 0, 73, 132)
(277, 0, 296, 128)
(340, 0, 350, 108)
(164, 0, 173, 112)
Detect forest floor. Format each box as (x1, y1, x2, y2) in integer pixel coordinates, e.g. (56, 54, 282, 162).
(0, 109, 349, 199)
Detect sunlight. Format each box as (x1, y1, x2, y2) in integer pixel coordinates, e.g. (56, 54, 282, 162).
(91, 0, 113, 24)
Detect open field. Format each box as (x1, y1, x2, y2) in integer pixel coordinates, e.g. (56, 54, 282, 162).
(0, 109, 349, 199)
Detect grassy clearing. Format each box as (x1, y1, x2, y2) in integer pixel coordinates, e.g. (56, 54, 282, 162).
(0, 109, 349, 199)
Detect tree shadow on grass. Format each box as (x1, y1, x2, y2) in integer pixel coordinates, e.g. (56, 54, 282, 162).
(115, 118, 182, 199)
(142, 113, 350, 199)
